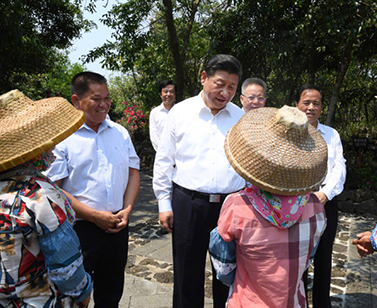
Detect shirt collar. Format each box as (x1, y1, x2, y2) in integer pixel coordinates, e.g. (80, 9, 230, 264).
(198, 91, 231, 116)
(316, 121, 325, 134)
(161, 102, 174, 112)
(80, 116, 113, 133)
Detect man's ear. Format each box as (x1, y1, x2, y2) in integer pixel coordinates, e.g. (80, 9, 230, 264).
(200, 71, 207, 86)
(71, 94, 80, 109)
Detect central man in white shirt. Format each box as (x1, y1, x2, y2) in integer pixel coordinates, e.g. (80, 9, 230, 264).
(153, 54, 245, 308)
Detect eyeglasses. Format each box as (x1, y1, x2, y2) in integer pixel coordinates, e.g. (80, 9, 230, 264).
(241, 94, 266, 103)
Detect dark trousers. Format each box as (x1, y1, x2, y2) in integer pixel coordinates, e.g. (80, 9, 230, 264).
(74, 220, 129, 308)
(172, 185, 229, 308)
(304, 197, 338, 308)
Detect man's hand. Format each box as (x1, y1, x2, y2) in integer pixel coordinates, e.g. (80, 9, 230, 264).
(92, 210, 121, 230)
(159, 211, 174, 233)
(106, 209, 130, 233)
(313, 191, 328, 205)
(78, 295, 90, 308)
(352, 231, 375, 257)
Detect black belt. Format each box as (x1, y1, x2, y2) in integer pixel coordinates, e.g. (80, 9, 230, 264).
(173, 182, 232, 203)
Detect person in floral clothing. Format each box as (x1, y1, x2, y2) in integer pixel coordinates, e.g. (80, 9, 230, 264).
(0, 89, 92, 307)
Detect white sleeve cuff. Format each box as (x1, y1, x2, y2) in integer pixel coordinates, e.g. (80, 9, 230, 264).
(158, 199, 172, 212)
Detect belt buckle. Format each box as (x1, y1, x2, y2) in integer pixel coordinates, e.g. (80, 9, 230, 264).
(209, 194, 221, 203)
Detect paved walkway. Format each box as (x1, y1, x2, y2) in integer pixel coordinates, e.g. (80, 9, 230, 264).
(88, 172, 377, 308)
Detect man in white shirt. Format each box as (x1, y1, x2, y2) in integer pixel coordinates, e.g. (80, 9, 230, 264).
(240, 77, 267, 112)
(45, 72, 140, 308)
(153, 54, 245, 308)
(296, 84, 346, 308)
(149, 80, 176, 151)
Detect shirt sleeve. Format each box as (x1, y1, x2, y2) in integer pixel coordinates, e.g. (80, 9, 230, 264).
(26, 181, 92, 302)
(39, 221, 93, 302)
(209, 227, 237, 286)
(149, 108, 159, 151)
(216, 195, 236, 242)
(320, 129, 346, 201)
(44, 141, 69, 182)
(127, 133, 140, 170)
(153, 109, 177, 212)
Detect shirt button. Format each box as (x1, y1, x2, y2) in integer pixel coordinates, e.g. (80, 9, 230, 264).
(108, 185, 111, 188)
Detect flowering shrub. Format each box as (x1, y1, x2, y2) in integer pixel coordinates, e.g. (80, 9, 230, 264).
(117, 102, 147, 133)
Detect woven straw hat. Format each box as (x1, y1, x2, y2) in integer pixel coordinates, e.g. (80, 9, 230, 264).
(225, 105, 328, 195)
(0, 89, 85, 172)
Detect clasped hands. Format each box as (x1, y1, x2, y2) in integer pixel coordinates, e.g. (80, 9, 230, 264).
(93, 209, 129, 233)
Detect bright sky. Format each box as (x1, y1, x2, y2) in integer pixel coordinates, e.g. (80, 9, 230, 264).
(68, 1, 121, 79)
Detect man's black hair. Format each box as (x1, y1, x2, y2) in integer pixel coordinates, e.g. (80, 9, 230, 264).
(295, 84, 324, 103)
(204, 54, 242, 81)
(159, 80, 176, 94)
(71, 72, 107, 97)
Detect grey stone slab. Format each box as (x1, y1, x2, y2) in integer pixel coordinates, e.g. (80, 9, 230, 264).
(130, 233, 172, 261)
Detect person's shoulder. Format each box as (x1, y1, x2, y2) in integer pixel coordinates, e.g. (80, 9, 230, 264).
(227, 102, 243, 115)
(150, 103, 163, 114)
(169, 95, 200, 114)
(318, 122, 341, 137)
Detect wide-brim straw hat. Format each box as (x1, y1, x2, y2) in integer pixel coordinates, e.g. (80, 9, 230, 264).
(225, 105, 328, 195)
(0, 89, 85, 172)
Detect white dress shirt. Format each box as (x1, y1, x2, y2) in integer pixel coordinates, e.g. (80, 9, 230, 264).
(45, 118, 140, 214)
(317, 122, 346, 200)
(149, 103, 172, 151)
(153, 92, 246, 213)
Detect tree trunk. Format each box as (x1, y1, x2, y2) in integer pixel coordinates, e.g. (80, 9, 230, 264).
(325, 36, 356, 127)
(162, 0, 185, 102)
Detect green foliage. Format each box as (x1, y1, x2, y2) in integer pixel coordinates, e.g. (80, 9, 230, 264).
(10, 51, 86, 101)
(0, 0, 95, 94)
(84, 0, 213, 109)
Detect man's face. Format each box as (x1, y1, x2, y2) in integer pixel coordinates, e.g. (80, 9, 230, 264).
(72, 83, 111, 132)
(295, 89, 322, 126)
(240, 84, 266, 112)
(201, 70, 239, 114)
(160, 84, 176, 106)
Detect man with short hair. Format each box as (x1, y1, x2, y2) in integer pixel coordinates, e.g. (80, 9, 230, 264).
(153, 54, 245, 308)
(149, 80, 176, 151)
(46, 71, 140, 308)
(240, 77, 267, 112)
(296, 84, 346, 308)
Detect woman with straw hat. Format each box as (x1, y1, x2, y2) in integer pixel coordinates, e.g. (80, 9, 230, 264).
(0, 90, 92, 307)
(209, 106, 328, 307)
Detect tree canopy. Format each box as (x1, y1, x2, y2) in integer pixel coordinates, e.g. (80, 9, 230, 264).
(0, 0, 94, 93)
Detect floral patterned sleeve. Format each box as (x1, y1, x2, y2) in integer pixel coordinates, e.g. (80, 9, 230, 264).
(370, 224, 377, 251)
(23, 178, 92, 302)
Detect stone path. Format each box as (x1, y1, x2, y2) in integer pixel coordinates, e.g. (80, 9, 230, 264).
(125, 212, 376, 308)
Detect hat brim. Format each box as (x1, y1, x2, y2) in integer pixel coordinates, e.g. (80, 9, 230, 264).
(0, 93, 85, 172)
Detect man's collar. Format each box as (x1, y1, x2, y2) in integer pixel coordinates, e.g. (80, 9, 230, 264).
(198, 91, 231, 115)
(316, 121, 325, 133)
(80, 117, 113, 133)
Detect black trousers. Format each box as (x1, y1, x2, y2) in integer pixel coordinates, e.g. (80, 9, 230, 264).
(74, 220, 129, 308)
(303, 197, 338, 308)
(172, 184, 229, 308)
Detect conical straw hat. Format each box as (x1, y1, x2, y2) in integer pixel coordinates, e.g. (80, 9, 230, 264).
(0, 89, 85, 172)
(224, 105, 328, 195)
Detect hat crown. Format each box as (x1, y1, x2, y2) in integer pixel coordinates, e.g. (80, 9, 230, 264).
(275, 105, 308, 134)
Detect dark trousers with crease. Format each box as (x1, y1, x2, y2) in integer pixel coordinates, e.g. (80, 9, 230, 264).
(74, 220, 129, 308)
(172, 184, 229, 308)
(303, 197, 338, 308)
